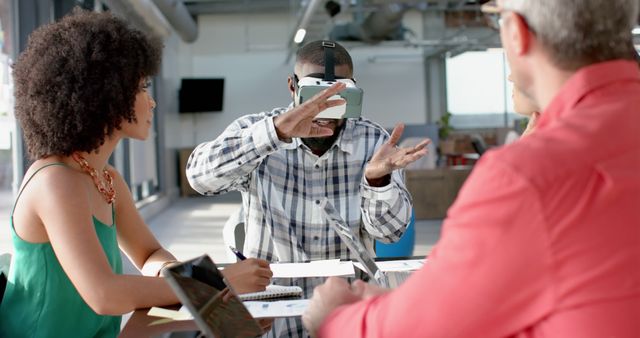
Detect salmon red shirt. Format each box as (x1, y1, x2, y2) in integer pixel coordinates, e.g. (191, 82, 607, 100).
(319, 60, 640, 337)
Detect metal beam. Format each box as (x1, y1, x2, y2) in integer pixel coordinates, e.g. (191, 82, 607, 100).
(422, 10, 448, 124)
(285, 0, 323, 64)
(152, 0, 198, 42)
(186, 0, 292, 15)
(102, 0, 172, 39)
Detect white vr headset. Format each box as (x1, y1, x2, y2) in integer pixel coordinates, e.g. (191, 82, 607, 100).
(294, 77, 363, 119)
(293, 41, 364, 119)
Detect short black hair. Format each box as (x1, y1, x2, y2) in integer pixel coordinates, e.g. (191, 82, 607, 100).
(13, 8, 162, 159)
(295, 40, 353, 73)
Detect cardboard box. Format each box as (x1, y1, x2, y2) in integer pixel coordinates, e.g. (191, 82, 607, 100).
(178, 148, 201, 197)
(405, 167, 472, 219)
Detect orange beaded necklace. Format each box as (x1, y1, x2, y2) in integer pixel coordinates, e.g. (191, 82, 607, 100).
(71, 153, 116, 204)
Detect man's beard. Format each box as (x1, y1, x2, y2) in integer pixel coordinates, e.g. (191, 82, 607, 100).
(301, 122, 345, 156)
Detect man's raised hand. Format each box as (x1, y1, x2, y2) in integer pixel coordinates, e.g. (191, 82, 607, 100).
(274, 82, 346, 141)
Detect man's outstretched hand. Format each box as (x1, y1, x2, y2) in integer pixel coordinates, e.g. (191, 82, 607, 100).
(273, 82, 346, 141)
(364, 123, 430, 185)
(302, 277, 391, 338)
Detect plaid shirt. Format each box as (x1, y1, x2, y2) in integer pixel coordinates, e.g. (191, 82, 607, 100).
(186, 105, 412, 263)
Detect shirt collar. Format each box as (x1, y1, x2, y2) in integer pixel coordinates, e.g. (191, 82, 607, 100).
(541, 60, 640, 126)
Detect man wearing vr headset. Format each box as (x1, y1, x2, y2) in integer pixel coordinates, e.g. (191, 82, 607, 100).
(186, 40, 428, 264)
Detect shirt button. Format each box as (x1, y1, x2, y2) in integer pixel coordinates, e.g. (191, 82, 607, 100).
(315, 200, 320, 205)
(266, 146, 272, 151)
(237, 161, 242, 165)
(313, 236, 319, 241)
(314, 164, 320, 169)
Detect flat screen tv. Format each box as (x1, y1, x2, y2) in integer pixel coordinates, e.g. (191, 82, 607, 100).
(179, 78, 224, 113)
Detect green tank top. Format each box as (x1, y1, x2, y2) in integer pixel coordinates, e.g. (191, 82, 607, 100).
(0, 163, 123, 338)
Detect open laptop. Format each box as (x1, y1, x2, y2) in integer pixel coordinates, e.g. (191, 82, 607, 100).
(317, 198, 414, 288)
(162, 255, 264, 338)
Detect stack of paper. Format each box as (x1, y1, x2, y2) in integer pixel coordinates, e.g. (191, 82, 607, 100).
(148, 299, 310, 321)
(270, 259, 355, 278)
(354, 259, 425, 272)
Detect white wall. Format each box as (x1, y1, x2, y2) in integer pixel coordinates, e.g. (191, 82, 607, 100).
(157, 32, 189, 197)
(169, 11, 428, 148)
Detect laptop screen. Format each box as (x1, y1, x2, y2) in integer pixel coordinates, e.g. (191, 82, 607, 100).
(317, 198, 386, 286)
(163, 255, 263, 338)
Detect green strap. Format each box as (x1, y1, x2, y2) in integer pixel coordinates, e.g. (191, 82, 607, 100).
(11, 163, 68, 217)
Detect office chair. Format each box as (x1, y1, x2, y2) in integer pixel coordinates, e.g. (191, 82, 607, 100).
(222, 207, 245, 262)
(0, 253, 10, 302)
(470, 134, 488, 156)
(375, 209, 416, 258)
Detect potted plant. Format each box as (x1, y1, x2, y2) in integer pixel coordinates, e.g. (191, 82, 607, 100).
(438, 112, 455, 154)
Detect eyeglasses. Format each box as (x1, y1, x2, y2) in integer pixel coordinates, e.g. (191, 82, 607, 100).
(485, 14, 504, 31)
(481, 1, 535, 34)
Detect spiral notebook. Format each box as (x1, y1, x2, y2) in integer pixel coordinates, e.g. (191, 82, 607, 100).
(238, 285, 303, 301)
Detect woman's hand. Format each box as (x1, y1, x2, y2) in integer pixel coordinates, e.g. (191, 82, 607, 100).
(222, 258, 273, 294)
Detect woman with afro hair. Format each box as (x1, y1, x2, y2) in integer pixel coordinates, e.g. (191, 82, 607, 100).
(0, 9, 272, 337)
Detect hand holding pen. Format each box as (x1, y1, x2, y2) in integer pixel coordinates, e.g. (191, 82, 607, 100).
(222, 246, 273, 293)
(229, 245, 247, 260)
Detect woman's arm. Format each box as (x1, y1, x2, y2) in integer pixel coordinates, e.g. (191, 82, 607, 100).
(109, 167, 177, 276)
(37, 166, 178, 315)
(110, 167, 273, 293)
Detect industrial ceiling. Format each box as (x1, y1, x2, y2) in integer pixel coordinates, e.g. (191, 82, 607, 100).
(180, 0, 500, 58)
(106, 0, 639, 58)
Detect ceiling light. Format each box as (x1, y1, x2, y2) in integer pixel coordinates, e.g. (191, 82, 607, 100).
(294, 29, 307, 43)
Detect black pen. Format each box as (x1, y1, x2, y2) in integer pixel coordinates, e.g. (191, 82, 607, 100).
(229, 245, 247, 260)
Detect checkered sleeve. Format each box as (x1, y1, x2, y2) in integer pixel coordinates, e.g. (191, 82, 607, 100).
(359, 137, 412, 243)
(186, 108, 288, 195)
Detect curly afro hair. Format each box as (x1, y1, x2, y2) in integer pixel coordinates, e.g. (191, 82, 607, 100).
(13, 8, 162, 159)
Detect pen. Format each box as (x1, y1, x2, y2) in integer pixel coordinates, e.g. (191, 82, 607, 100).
(229, 246, 247, 260)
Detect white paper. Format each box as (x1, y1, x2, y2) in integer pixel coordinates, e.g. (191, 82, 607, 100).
(148, 299, 310, 322)
(244, 299, 310, 318)
(354, 259, 425, 272)
(148, 306, 192, 321)
(270, 259, 355, 278)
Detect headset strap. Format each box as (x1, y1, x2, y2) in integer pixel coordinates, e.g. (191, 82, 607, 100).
(322, 40, 336, 81)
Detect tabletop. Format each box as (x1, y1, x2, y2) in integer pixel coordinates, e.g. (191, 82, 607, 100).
(120, 256, 424, 338)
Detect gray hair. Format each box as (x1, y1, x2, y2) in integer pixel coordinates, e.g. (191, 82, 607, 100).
(503, 0, 639, 70)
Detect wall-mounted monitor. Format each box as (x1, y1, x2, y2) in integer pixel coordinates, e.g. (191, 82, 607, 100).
(179, 78, 224, 113)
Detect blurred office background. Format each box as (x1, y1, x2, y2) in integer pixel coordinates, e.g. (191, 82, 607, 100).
(1, 0, 639, 269)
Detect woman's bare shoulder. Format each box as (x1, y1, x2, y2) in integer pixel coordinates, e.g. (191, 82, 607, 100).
(14, 159, 92, 241)
(22, 159, 89, 205)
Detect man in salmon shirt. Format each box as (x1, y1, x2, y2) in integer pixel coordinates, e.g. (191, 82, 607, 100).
(302, 0, 640, 337)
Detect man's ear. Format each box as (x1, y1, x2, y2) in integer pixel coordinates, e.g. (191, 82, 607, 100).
(504, 12, 533, 56)
(287, 76, 296, 95)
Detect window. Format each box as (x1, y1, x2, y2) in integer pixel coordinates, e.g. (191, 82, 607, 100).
(446, 50, 522, 129)
(0, 0, 15, 191)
